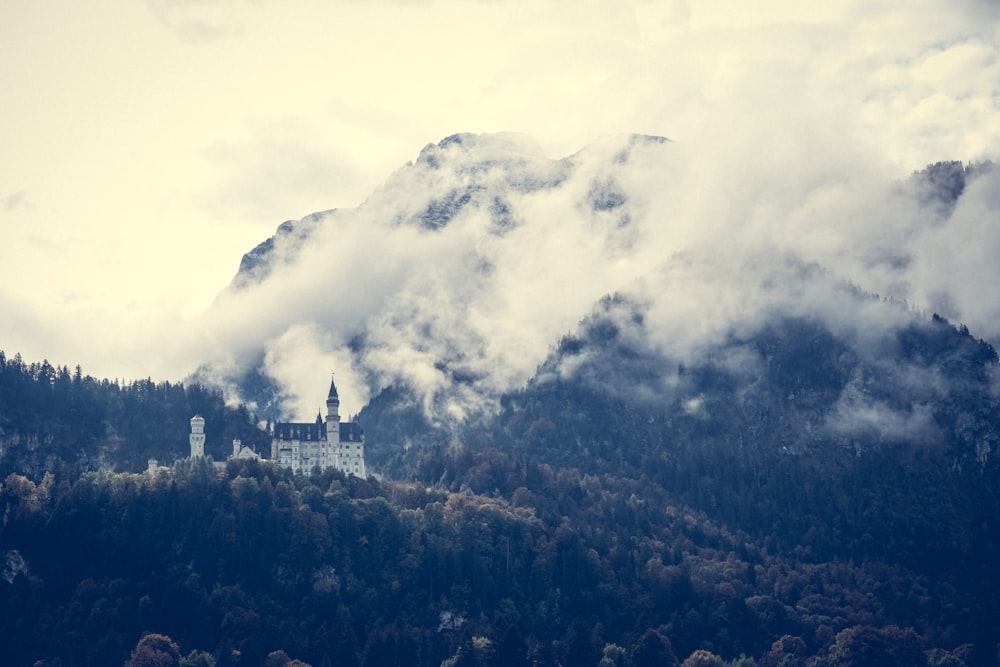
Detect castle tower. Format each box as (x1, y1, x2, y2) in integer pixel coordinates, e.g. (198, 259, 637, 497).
(189, 415, 206, 458)
(325, 374, 341, 468)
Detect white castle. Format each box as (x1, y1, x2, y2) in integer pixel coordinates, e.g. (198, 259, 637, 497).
(185, 375, 366, 476)
(270, 375, 366, 476)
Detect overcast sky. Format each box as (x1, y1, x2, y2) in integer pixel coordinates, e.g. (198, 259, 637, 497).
(2, 0, 998, 390)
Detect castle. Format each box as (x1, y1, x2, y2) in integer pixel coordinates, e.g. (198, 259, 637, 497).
(270, 375, 366, 476)
(184, 375, 366, 476)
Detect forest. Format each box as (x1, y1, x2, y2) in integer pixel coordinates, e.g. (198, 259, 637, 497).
(0, 350, 269, 477)
(1, 454, 985, 667)
(2, 306, 1000, 666)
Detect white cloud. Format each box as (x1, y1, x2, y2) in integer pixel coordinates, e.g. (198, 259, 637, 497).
(1, 191, 28, 211)
(908, 169, 1000, 337)
(146, 0, 257, 43)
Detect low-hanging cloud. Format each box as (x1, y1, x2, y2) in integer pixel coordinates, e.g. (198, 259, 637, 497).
(196, 124, 997, 428)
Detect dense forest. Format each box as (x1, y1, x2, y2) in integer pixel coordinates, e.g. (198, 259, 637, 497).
(358, 306, 1000, 666)
(0, 456, 985, 667)
(0, 350, 269, 477)
(2, 304, 1000, 666)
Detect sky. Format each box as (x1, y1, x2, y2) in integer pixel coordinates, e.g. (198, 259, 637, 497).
(2, 0, 999, 417)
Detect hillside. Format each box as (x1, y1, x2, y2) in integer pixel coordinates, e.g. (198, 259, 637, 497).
(1, 452, 990, 666)
(0, 352, 268, 477)
(3, 295, 998, 665)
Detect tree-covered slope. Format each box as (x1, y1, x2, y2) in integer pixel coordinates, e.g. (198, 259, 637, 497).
(3, 293, 1000, 665)
(0, 457, 985, 667)
(0, 351, 268, 477)
(352, 288, 1000, 665)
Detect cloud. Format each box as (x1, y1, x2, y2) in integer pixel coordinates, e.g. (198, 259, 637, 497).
(259, 322, 368, 420)
(2, 191, 28, 211)
(197, 119, 998, 429)
(907, 168, 1000, 339)
(200, 135, 667, 418)
(146, 0, 258, 43)
(825, 395, 941, 449)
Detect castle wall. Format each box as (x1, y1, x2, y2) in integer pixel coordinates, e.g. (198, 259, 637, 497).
(271, 423, 366, 476)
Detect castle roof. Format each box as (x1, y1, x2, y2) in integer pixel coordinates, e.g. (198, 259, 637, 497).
(327, 375, 339, 401)
(273, 420, 363, 443)
(273, 422, 323, 442)
(340, 422, 364, 442)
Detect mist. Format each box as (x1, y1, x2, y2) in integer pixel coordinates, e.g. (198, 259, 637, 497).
(193, 127, 997, 426)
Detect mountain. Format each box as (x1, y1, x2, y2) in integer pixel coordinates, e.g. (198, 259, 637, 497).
(192, 134, 998, 466)
(192, 135, 1000, 646)
(227, 132, 663, 293)
(506, 283, 999, 467)
(488, 285, 1000, 544)
(4, 136, 1000, 666)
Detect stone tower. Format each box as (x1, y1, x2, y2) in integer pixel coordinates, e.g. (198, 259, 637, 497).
(325, 375, 341, 467)
(189, 415, 206, 458)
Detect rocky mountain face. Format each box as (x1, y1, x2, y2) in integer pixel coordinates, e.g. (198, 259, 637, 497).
(230, 210, 333, 291)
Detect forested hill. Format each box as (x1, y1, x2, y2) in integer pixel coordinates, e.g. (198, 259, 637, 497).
(353, 300, 1000, 666)
(0, 350, 268, 477)
(3, 300, 1000, 666)
(0, 457, 983, 667)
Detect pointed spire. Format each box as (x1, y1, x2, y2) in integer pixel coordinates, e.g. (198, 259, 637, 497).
(327, 373, 340, 403)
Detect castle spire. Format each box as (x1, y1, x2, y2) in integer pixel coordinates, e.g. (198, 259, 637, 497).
(325, 372, 341, 469)
(326, 373, 341, 420)
(327, 373, 339, 402)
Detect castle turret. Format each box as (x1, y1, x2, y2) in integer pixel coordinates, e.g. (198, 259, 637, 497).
(325, 374, 341, 467)
(189, 415, 206, 458)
